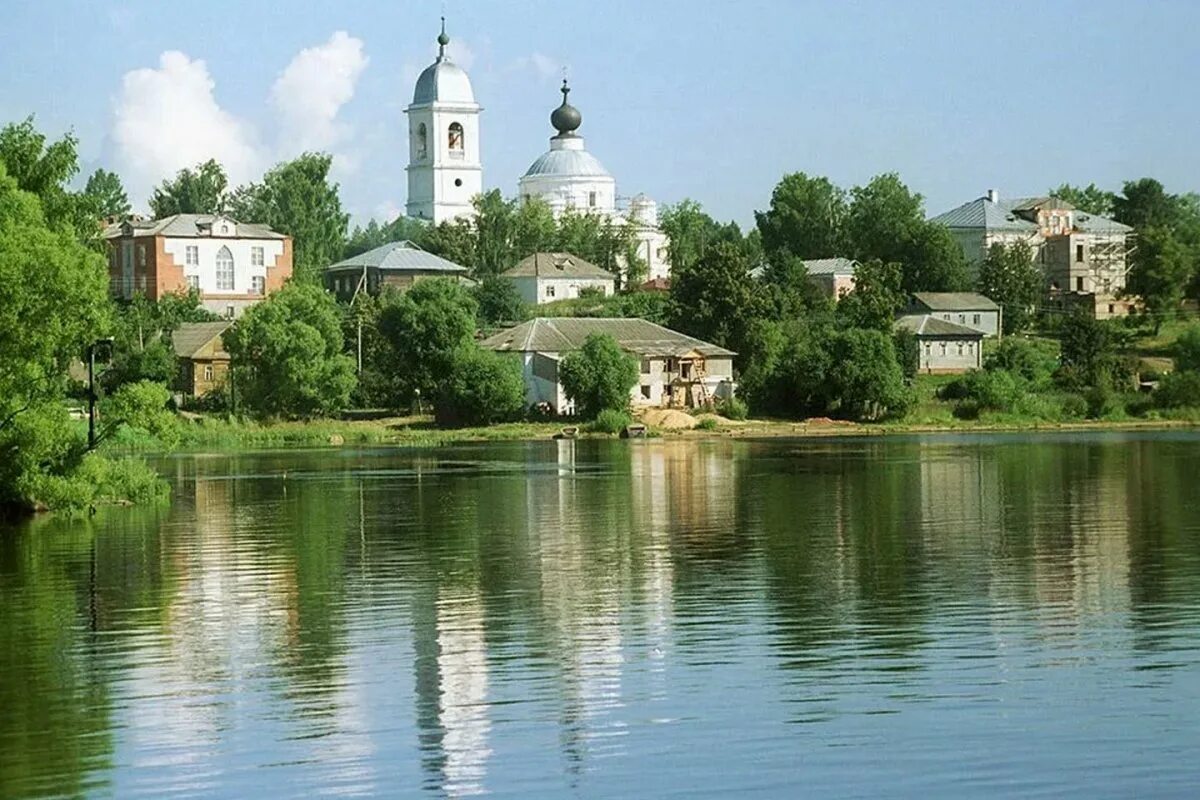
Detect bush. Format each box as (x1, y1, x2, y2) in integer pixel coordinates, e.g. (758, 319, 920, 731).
(1060, 393, 1089, 419)
(588, 408, 632, 434)
(717, 396, 749, 420)
(985, 338, 1057, 386)
(559, 333, 639, 419)
(433, 348, 527, 427)
(1155, 371, 1200, 409)
(696, 416, 720, 431)
(1175, 325, 1200, 373)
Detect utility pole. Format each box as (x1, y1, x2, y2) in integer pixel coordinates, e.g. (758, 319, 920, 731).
(86, 337, 114, 450)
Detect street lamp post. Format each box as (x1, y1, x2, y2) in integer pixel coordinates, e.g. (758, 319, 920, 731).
(87, 337, 114, 451)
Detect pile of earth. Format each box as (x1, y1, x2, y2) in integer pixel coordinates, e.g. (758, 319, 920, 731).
(640, 409, 698, 430)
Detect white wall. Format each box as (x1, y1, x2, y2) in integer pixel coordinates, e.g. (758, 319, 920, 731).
(918, 338, 982, 372)
(407, 104, 482, 223)
(162, 237, 284, 296)
(513, 276, 614, 305)
(928, 309, 1001, 338)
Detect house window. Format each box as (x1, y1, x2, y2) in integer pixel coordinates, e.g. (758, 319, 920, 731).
(186, 275, 199, 290)
(138, 245, 146, 267)
(588, 191, 597, 208)
(203, 364, 214, 382)
(416, 122, 428, 160)
(251, 276, 265, 295)
(225, 305, 235, 320)
(640, 385, 652, 400)
(972, 314, 981, 325)
(546, 285, 556, 298)
(958, 314, 966, 323)
(957, 343, 964, 356)
(943, 314, 951, 321)
(448, 122, 464, 154)
(939, 342, 947, 356)
(1076, 276, 1085, 292)
(1076, 244, 1085, 262)
(186, 245, 199, 266)
(924, 343, 932, 355)
(251, 246, 264, 267)
(215, 245, 234, 291)
(641, 359, 652, 374)
(1108, 304, 1116, 315)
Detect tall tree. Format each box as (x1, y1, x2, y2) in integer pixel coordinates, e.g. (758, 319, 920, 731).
(1127, 226, 1191, 331)
(227, 153, 349, 283)
(1049, 183, 1116, 216)
(345, 215, 430, 258)
(835, 259, 905, 333)
(669, 241, 761, 360)
(977, 242, 1043, 335)
(559, 333, 640, 418)
(755, 172, 848, 261)
(223, 282, 356, 418)
(84, 168, 131, 219)
(0, 117, 97, 240)
(149, 159, 228, 217)
(660, 199, 754, 274)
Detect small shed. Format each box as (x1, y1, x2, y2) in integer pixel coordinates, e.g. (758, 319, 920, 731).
(172, 321, 232, 396)
(501, 252, 615, 305)
(324, 241, 470, 300)
(896, 314, 985, 374)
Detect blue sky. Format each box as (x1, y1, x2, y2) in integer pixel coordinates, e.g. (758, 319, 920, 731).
(3, 0, 1199, 227)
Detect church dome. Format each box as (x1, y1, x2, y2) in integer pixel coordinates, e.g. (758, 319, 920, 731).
(550, 80, 582, 135)
(522, 148, 611, 179)
(411, 23, 475, 105)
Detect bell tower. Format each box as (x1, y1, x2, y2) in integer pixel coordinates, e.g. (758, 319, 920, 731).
(405, 19, 482, 223)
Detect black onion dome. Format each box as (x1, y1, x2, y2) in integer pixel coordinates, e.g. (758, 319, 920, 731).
(550, 79, 582, 135)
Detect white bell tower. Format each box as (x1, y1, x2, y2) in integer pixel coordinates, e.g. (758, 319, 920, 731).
(405, 19, 482, 223)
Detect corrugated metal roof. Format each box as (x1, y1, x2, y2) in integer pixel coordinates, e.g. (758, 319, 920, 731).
(895, 314, 984, 337)
(522, 148, 612, 178)
(1073, 212, 1132, 234)
(931, 195, 1131, 234)
(804, 257, 858, 275)
(171, 321, 231, 358)
(482, 318, 736, 358)
(411, 58, 476, 106)
(103, 214, 286, 240)
(912, 292, 1001, 311)
(325, 240, 468, 274)
(502, 252, 614, 279)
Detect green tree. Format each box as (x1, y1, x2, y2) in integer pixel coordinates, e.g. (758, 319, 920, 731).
(433, 347, 527, 426)
(1049, 183, 1116, 216)
(1127, 226, 1191, 331)
(84, 168, 131, 219)
(149, 159, 228, 217)
(344, 215, 429, 258)
(419, 217, 477, 270)
(668, 241, 762, 359)
(1174, 324, 1200, 373)
(977, 242, 1043, 334)
(1056, 313, 1127, 390)
(662, 199, 758, 274)
(0, 117, 98, 241)
(1113, 178, 1181, 230)
(223, 283, 356, 418)
(473, 275, 527, 326)
(558, 333, 639, 418)
(755, 172, 848, 261)
(835, 259, 905, 333)
(227, 153, 348, 283)
(375, 278, 479, 405)
(553, 209, 635, 286)
(94, 380, 179, 448)
(104, 290, 217, 391)
(902, 221, 969, 293)
(826, 328, 913, 421)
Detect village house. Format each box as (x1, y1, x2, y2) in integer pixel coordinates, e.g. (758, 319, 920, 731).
(103, 214, 292, 319)
(171, 321, 232, 397)
(501, 252, 615, 304)
(908, 292, 1002, 337)
(804, 258, 859, 300)
(931, 190, 1136, 319)
(324, 240, 470, 301)
(895, 314, 984, 374)
(481, 317, 736, 414)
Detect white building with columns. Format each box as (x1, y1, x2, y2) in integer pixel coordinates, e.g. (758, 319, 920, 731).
(518, 81, 672, 282)
(405, 22, 482, 224)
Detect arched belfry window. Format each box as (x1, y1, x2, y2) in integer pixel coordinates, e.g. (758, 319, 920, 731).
(416, 123, 428, 160)
(448, 122, 464, 156)
(215, 245, 234, 291)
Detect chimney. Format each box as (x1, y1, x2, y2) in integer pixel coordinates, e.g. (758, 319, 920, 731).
(986, 188, 1000, 204)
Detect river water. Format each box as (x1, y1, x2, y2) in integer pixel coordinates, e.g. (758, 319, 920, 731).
(2, 433, 1199, 798)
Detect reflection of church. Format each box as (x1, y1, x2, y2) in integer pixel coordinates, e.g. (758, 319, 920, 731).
(404, 21, 671, 281)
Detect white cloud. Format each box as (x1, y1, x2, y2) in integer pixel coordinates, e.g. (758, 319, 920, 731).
(517, 52, 561, 81)
(446, 39, 475, 71)
(112, 51, 262, 201)
(271, 31, 368, 156)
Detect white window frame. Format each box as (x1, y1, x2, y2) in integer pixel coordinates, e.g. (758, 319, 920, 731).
(215, 246, 235, 292)
(251, 276, 265, 296)
(186, 245, 199, 267)
(186, 275, 199, 290)
(251, 246, 264, 267)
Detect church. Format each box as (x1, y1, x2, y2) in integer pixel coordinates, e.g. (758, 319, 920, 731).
(404, 22, 671, 282)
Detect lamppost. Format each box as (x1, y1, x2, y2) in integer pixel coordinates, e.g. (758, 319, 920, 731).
(86, 337, 114, 450)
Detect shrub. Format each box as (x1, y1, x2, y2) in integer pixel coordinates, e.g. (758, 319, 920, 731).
(717, 396, 749, 420)
(1060, 393, 1089, 419)
(1155, 371, 1200, 409)
(559, 333, 639, 419)
(985, 338, 1058, 386)
(1175, 325, 1200, 373)
(433, 348, 527, 427)
(696, 416, 720, 431)
(588, 408, 632, 434)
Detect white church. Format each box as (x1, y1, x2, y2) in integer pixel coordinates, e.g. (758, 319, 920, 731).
(404, 22, 671, 282)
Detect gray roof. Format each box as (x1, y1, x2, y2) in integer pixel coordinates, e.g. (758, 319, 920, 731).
(103, 214, 286, 240)
(930, 195, 1131, 234)
(522, 147, 611, 179)
(805, 257, 859, 276)
(411, 58, 475, 106)
(895, 314, 984, 338)
(482, 317, 736, 358)
(171, 321, 231, 359)
(912, 292, 1000, 311)
(503, 252, 614, 280)
(325, 240, 468, 274)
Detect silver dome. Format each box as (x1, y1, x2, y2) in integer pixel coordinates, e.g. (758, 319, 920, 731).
(522, 148, 611, 178)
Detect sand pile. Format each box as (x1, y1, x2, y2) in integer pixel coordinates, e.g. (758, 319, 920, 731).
(641, 409, 698, 430)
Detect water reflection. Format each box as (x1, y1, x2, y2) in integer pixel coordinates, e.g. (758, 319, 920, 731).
(1, 434, 1199, 797)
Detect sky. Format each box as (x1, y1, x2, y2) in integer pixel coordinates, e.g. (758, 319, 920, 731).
(2, 0, 1199, 228)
